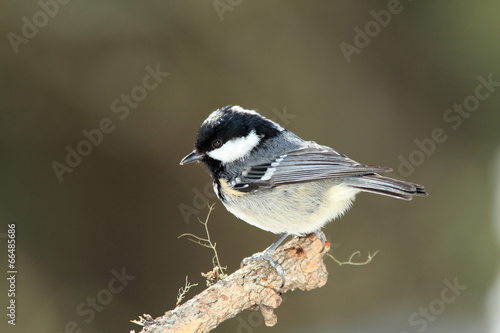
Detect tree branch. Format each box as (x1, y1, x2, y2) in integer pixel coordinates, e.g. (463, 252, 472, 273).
(132, 233, 330, 333)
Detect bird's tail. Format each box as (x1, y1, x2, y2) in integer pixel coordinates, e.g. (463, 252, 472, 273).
(350, 174, 427, 200)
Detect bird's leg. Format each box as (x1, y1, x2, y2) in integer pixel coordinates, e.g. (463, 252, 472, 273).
(241, 232, 289, 287)
(313, 230, 326, 252)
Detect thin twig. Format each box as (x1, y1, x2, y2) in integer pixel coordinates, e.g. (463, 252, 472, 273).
(176, 276, 198, 306)
(178, 203, 227, 285)
(327, 250, 379, 266)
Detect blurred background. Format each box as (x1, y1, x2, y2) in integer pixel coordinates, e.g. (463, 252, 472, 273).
(1, 1, 500, 332)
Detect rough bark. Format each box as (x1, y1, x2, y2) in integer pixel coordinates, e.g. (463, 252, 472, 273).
(133, 233, 329, 333)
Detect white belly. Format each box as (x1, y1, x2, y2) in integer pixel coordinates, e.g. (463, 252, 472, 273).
(220, 180, 360, 235)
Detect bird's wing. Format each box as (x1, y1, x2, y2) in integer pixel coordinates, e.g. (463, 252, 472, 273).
(233, 143, 392, 192)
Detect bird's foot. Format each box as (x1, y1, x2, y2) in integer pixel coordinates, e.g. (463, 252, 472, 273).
(241, 249, 286, 287)
(313, 230, 326, 253)
(241, 232, 289, 287)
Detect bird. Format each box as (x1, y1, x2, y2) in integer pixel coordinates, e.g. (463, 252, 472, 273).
(180, 105, 427, 285)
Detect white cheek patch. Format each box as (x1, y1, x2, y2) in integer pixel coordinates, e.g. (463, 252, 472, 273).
(207, 130, 261, 164)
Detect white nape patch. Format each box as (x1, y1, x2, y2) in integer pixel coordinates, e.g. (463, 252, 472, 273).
(231, 105, 259, 116)
(207, 130, 261, 164)
(232, 105, 285, 131)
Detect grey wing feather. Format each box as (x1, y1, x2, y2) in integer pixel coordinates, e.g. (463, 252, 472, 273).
(348, 174, 427, 200)
(233, 143, 392, 192)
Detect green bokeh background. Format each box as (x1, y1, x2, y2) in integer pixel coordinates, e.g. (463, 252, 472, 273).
(1, 1, 499, 332)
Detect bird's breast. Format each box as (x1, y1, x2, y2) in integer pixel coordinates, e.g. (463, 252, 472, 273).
(214, 179, 360, 235)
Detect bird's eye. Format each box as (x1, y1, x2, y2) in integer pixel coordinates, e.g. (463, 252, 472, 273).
(212, 139, 222, 149)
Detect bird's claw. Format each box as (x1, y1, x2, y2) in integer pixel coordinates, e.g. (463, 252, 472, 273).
(241, 249, 286, 287)
(313, 230, 326, 252)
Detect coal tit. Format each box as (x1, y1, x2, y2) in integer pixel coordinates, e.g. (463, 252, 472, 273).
(180, 105, 427, 285)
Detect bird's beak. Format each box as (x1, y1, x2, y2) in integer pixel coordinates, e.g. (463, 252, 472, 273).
(180, 151, 204, 165)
